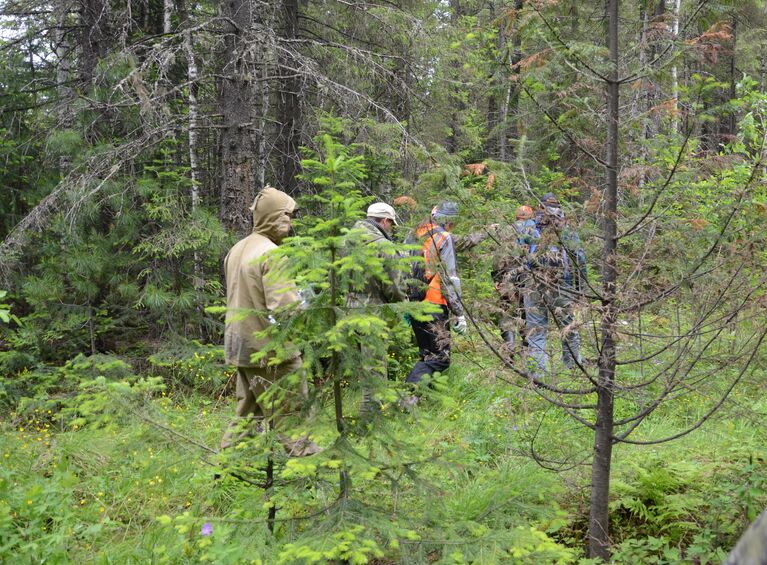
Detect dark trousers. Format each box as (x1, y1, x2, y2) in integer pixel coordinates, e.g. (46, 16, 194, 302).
(406, 305, 451, 385)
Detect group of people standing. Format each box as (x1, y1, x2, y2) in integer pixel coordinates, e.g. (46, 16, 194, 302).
(220, 186, 587, 455)
(490, 193, 588, 377)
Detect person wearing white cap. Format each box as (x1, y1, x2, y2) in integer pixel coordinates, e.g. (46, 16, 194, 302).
(366, 201, 399, 228)
(348, 202, 407, 420)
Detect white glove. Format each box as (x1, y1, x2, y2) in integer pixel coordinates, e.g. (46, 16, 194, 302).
(297, 287, 315, 310)
(452, 315, 467, 335)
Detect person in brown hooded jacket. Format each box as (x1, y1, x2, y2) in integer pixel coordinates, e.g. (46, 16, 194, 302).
(221, 186, 320, 456)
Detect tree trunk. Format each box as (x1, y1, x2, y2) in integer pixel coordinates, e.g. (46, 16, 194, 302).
(164, 0, 173, 34)
(79, 0, 109, 86)
(727, 15, 737, 138)
(446, 0, 465, 155)
(762, 0, 767, 93)
(498, 83, 510, 162)
(671, 0, 681, 133)
(394, 36, 416, 180)
(635, 1, 648, 144)
(485, 87, 498, 159)
(256, 56, 270, 191)
(54, 0, 74, 172)
(218, 0, 257, 237)
(504, 0, 524, 161)
(589, 0, 619, 560)
(329, 222, 350, 498)
(277, 0, 301, 195)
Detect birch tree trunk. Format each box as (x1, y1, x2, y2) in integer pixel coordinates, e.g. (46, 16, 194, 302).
(671, 0, 681, 132)
(164, 0, 173, 34)
(184, 31, 200, 211)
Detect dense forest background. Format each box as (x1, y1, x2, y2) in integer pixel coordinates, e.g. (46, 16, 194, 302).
(2, 0, 767, 562)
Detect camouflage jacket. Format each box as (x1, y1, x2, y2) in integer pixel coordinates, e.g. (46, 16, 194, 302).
(491, 219, 537, 287)
(347, 218, 406, 308)
(529, 222, 587, 291)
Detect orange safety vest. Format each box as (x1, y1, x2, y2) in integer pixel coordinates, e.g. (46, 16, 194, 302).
(416, 223, 450, 306)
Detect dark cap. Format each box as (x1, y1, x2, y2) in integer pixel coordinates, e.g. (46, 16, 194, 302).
(541, 192, 559, 206)
(431, 201, 460, 225)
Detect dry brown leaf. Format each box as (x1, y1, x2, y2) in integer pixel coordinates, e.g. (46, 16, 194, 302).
(688, 218, 708, 230)
(464, 163, 487, 176)
(393, 195, 418, 209)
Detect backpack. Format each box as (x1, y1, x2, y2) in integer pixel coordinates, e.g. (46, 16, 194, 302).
(530, 221, 569, 265)
(529, 222, 588, 289)
(404, 227, 448, 302)
(491, 220, 535, 284)
(405, 256, 430, 301)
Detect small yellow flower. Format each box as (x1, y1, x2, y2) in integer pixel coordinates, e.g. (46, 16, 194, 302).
(80, 499, 86, 505)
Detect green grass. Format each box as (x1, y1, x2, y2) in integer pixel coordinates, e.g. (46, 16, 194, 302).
(1, 346, 766, 563)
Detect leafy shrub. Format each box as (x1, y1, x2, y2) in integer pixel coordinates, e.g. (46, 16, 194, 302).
(147, 340, 230, 395)
(8, 354, 134, 408)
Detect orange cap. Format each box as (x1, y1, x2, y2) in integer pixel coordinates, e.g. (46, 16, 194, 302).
(515, 205, 534, 220)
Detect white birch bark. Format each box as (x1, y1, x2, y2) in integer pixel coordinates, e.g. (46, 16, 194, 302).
(183, 29, 200, 209)
(183, 29, 203, 289)
(164, 0, 173, 34)
(671, 0, 681, 133)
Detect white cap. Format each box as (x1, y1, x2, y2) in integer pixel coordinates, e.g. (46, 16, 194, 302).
(367, 202, 398, 225)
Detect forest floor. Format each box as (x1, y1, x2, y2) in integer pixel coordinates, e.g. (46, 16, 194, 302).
(1, 340, 766, 563)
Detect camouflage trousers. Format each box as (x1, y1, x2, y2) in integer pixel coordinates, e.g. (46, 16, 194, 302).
(497, 287, 526, 355)
(524, 284, 581, 377)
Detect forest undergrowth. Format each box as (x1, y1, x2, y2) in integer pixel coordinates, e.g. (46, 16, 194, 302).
(1, 336, 765, 564)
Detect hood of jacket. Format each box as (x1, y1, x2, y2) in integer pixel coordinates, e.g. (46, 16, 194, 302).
(250, 186, 296, 243)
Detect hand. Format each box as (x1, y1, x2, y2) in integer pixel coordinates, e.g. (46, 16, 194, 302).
(452, 315, 467, 335)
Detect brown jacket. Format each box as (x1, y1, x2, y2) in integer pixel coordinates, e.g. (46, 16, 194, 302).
(224, 187, 298, 367)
